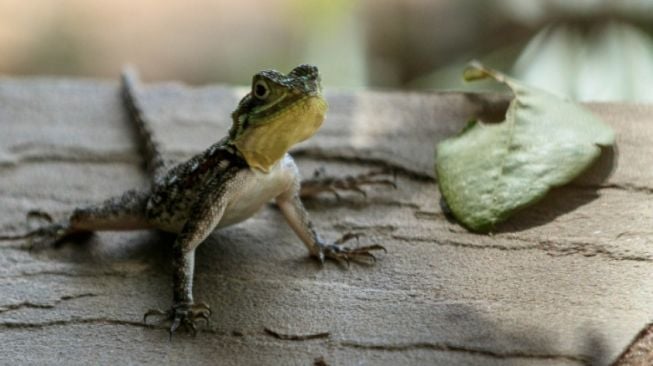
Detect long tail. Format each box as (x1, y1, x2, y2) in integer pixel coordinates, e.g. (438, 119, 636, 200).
(121, 66, 167, 181)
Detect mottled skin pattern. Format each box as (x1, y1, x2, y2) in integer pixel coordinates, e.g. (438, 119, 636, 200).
(17, 65, 386, 336)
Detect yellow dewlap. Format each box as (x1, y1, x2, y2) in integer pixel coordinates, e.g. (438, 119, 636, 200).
(234, 96, 328, 172)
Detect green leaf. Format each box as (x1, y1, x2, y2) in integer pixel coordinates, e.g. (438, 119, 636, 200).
(435, 62, 615, 232)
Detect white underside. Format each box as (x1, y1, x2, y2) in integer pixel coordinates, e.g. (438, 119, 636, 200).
(217, 153, 298, 228)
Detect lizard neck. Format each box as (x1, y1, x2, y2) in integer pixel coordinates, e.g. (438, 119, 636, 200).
(222, 139, 273, 173)
(233, 145, 287, 173)
(231, 96, 327, 173)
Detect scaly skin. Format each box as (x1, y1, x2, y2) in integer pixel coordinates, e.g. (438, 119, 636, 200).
(8, 65, 389, 337)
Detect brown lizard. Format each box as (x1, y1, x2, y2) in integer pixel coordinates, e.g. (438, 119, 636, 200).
(6, 65, 390, 336)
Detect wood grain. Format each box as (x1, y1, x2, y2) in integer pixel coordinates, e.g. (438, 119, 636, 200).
(0, 77, 652, 365)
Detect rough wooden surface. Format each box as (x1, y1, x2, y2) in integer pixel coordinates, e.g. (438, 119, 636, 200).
(0, 77, 652, 366)
(613, 322, 653, 365)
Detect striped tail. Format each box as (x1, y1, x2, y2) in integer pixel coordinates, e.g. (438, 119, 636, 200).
(121, 66, 167, 181)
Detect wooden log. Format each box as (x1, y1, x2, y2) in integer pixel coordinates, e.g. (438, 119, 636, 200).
(0, 77, 652, 365)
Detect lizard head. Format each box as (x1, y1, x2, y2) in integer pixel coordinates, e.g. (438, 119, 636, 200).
(229, 64, 328, 172)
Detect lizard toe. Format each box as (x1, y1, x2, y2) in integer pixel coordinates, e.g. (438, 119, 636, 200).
(143, 302, 212, 339)
(315, 240, 386, 267)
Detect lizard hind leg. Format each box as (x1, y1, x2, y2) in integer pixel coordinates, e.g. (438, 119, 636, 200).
(299, 168, 397, 200)
(68, 189, 153, 232)
(2, 189, 154, 250)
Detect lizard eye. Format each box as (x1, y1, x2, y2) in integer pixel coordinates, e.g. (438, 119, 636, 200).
(254, 80, 270, 100)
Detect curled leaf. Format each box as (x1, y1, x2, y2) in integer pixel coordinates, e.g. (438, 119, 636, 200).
(436, 62, 615, 232)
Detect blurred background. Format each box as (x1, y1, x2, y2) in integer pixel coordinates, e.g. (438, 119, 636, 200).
(1, 0, 652, 101)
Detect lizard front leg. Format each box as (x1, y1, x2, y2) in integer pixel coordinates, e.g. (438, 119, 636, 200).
(144, 178, 231, 337)
(144, 241, 211, 337)
(277, 177, 385, 265)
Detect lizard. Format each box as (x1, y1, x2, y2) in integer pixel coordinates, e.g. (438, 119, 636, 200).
(6, 64, 389, 336)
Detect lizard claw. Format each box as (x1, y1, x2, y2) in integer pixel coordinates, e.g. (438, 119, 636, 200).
(314, 233, 386, 266)
(343, 169, 398, 190)
(143, 308, 167, 323)
(0, 210, 69, 248)
(28, 224, 88, 251)
(334, 232, 364, 244)
(143, 302, 212, 339)
(0, 210, 81, 250)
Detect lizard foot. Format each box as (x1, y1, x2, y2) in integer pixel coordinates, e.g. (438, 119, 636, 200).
(22, 211, 91, 250)
(314, 232, 386, 266)
(29, 223, 74, 249)
(144, 302, 211, 338)
(300, 168, 397, 200)
(0, 212, 74, 250)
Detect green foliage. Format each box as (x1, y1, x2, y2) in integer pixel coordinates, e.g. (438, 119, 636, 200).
(435, 62, 615, 232)
(513, 22, 653, 101)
